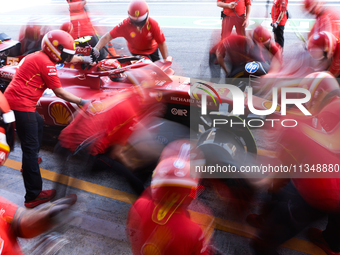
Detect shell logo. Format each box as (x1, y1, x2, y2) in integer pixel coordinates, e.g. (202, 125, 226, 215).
(263, 101, 281, 112)
(130, 32, 136, 38)
(48, 101, 73, 126)
(88, 101, 105, 115)
(52, 40, 58, 46)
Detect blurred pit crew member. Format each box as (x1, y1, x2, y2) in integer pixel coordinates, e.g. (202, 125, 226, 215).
(209, 34, 269, 78)
(250, 99, 340, 255)
(252, 26, 282, 72)
(126, 140, 218, 255)
(4, 30, 89, 208)
(304, 0, 340, 39)
(271, 0, 288, 48)
(217, 0, 251, 39)
(0, 194, 77, 255)
(307, 31, 340, 77)
(65, 0, 116, 59)
(58, 84, 162, 195)
(93, 0, 169, 62)
(18, 23, 45, 55)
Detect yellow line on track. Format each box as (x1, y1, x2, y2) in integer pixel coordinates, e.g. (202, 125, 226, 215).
(3, 158, 326, 255)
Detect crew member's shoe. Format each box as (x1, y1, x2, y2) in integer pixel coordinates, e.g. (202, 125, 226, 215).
(20, 157, 42, 173)
(308, 227, 340, 255)
(24, 189, 56, 208)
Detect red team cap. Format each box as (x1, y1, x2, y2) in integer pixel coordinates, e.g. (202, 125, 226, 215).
(151, 140, 204, 207)
(307, 31, 337, 60)
(128, 0, 149, 27)
(253, 26, 272, 45)
(41, 30, 76, 63)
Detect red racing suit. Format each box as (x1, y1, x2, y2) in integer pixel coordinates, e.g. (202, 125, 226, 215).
(69, 4, 97, 39)
(309, 8, 340, 39)
(260, 40, 282, 65)
(217, 0, 252, 38)
(271, 0, 288, 26)
(109, 18, 166, 55)
(126, 189, 208, 255)
(278, 98, 340, 213)
(327, 39, 340, 77)
(0, 196, 22, 255)
(210, 34, 264, 74)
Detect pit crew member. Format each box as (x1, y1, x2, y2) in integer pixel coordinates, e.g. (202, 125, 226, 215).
(4, 30, 89, 208)
(93, 0, 169, 62)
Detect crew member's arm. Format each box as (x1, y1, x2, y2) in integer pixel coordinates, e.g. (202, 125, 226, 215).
(243, 5, 251, 27)
(158, 42, 169, 60)
(217, 1, 237, 9)
(52, 87, 86, 105)
(216, 48, 230, 76)
(94, 32, 113, 51)
(276, 11, 285, 24)
(70, 55, 93, 64)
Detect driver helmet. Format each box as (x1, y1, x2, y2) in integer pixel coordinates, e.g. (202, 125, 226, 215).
(97, 59, 121, 71)
(304, 0, 324, 14)
(252, 26, 272, 47)
(307, 31, 337, 60)
(128, 0, 149, 28)
(41, 30, 76, 63)
(151, 140, 203, 208)
(0, 92, 15, 166)
(60, 22, 74, 34)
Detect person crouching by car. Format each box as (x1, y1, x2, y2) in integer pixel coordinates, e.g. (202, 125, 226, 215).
(92, 0, 169, 62)
(4, 30, 89, 208)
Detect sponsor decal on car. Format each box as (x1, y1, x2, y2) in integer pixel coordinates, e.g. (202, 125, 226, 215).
(48, 100, 73, 126)
(245, 62, 259, 74)
(171, 108, 187, 116)
(6, 57, 19, 66)
(0, 71, 14, 80)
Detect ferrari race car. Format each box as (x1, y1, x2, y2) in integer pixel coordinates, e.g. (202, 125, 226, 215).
(0, 30, 335, 157)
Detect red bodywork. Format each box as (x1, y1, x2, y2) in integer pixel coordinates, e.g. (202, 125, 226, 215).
(0, 55, 284, 130)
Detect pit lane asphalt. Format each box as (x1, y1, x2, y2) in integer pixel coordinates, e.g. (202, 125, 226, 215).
(1, 1, 340, 254)
(2, 140, 328, 255)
